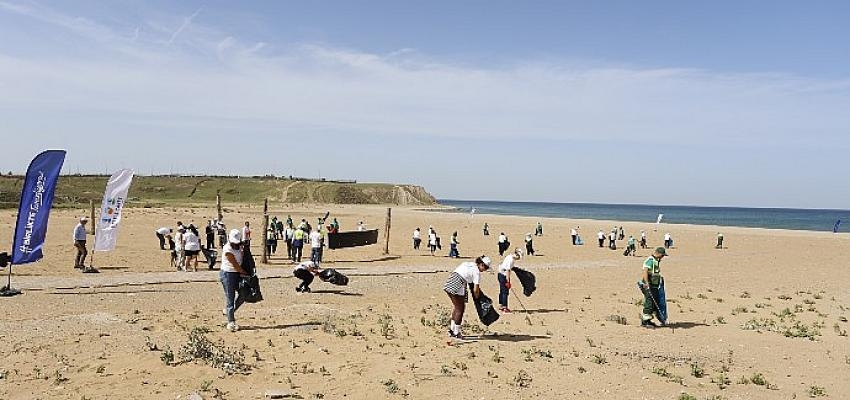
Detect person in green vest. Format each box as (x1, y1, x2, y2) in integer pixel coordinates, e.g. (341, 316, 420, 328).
(626, 235, 637, 256)
(639, 247, 667, 328)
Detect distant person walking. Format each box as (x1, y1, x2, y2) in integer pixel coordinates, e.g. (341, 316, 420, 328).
(73, 217, 89, 269)
(357, 221, 366, 231)
(498, 232, 509, 256)
(640, 230, 648, 249)
(242, 221, 252, 248)
(205, 221, 215, 250)
(292, 226, 306, 262)
(571, 227, 578, 245)
(220, 229, 247, 332)
(525, 233, 535, 256)
(608, 230, 617, 250)
(618, 226, 625, 240)
(498, 250, 522, 312)
(285, 224, 294, 260)
(483, 222, 489, 236)
(217, 221, 227, 248)
(639, 247, 667, 328)
(626, 235, 637, 256)
(443, 256, 492, 340)
(266, 226, 278, 255)
(663, 232, 672, 249)
(449, 231, 460, 258)
(310, 227, 324, 266)
(715, 232, 724, 249)
(155, 226, 171, 250)
(597, 230, 605, 248)
(535, 222, 543, 236)
(428, 228, 438, 256)
(412, 227, 422, 250)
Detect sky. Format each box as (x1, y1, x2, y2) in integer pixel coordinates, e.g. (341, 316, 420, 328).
(1, 1, 849, 209)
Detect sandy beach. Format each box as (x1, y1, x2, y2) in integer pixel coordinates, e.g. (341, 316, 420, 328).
(0, 204, 848, 399)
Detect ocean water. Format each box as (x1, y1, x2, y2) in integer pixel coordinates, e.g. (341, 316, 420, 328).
(439, 200, 849, 232)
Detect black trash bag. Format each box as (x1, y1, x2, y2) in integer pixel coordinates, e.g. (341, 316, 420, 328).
(201, 248, 217, 269)
(238, 275, 263, 303)
(470, 284, 500, 326)
(512, 267, 536, 297)
(623, 248, 630, 256)
(319, 268, 349, 286)
(241, 245, 257, 276)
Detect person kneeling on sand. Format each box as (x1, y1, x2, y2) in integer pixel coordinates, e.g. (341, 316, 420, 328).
(293, 260, 321, 293)
(443, 256, 491, 339)
(220, 229, 248, 332)
(639, 247, 667, 328)
(498, 249, 522, 312)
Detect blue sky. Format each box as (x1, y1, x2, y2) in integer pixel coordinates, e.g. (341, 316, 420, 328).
(1, 1, 849, 208)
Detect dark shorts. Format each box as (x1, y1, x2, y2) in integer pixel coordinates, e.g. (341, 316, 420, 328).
(184, 250, 200, 257)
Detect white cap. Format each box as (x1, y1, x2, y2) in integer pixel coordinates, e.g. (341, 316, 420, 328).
(480, 256, 491, 267)
(228, 229, 242, 244)
(80, 217, 89, 222)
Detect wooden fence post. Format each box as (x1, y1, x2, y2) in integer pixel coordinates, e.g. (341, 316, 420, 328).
(216, 190, 223, 222)
(384, 207, 392, 255)
(261, 198, 269, 264)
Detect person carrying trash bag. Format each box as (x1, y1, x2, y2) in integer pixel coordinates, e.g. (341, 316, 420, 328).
(220, 229, 248, 332)
(443, 256, 492, 340)
(638, 247, 668, 328)
(497, 249, 522, 312)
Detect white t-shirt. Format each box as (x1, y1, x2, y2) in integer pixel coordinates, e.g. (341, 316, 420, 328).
(413, 230, 421, 239)
(664, 233, 671, 241)
(498, 234, 507, 243)
(428, 232, 437, 245)
(454, 262, 481, 285)
(571, 228, 577, 236)
(310, 231, 322, 248)
(183, 231, 201, 251)
(220, 243, 243, 273)
(498, 255, 515, 275)
(285, 227, 294, 240)
(156, 227, 170, 235)
(609, 232, 616, 241)
(641, 231, 647, 239)
(294, 260, 316, 272)
(357, 223, 365, 231)
(598, 231, 605, 239)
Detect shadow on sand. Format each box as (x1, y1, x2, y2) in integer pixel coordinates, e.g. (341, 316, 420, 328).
(664, 321, 709, 330)
(239, 321, 323, 332)
(309, 289, 363, 297)
(523, 308, 568, 315)
(474, 333, 550, 343)
(327, 255, 402, 264)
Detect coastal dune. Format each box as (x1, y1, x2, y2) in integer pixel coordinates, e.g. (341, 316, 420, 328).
(0, 204, 848, 399)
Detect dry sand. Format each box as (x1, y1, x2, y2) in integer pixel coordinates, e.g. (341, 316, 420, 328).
(0, 204, 849, 399)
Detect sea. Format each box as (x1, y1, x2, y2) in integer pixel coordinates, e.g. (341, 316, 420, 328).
(439, 200, 849, 233)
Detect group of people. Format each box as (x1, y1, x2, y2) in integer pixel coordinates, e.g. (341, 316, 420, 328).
(155, 221, 211, 271)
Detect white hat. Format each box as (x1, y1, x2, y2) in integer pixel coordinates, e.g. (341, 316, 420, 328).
(80, 217, 89, 222)
(514, 248, 523, 258)
(480, 256, 491, 267)
(228, 229, 242, 244)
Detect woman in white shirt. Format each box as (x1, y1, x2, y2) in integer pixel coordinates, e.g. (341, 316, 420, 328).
(220, 229, 247, 332)
(428, 229, 437, 256)
(183, 224, 202, 272)
(443, 256, 491, 339)
(412, 227, 421, 250)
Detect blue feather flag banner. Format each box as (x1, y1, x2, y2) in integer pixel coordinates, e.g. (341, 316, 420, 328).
(11, 150, 66, 265)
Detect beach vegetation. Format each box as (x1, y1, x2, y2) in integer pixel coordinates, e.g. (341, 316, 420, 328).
(512, 370, 532, 388)
(807, 385, 826, 397)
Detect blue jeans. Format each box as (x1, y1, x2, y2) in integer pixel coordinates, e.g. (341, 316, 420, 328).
(449, 243, 459, 258)
(220, 270, 244, 323)
(497, 273, 509, 308)
(310, 247, 322, 265)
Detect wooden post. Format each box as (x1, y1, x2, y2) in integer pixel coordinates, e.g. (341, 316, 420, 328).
(89, 200, 96, 234)
(261, 198, 269, 264)
(216, 190, 223, 222)
(384, 207, 392, 255)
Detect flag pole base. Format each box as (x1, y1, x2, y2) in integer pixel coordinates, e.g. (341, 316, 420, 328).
(0, 286, 22, 297)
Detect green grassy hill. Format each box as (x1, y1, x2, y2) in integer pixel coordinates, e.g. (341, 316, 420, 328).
(0, 175, 437, 208)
